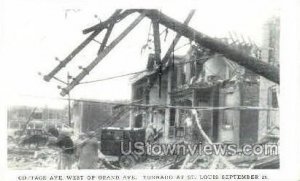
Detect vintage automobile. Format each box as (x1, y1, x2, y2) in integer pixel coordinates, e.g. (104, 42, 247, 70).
(100, 127, 146, 168)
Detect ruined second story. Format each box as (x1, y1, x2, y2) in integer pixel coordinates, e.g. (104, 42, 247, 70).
(131, 40, 261, 106)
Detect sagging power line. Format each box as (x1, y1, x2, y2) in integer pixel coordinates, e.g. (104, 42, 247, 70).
(21, 94, 278, 111)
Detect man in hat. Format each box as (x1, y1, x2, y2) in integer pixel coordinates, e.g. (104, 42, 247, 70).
(77, 131, 99, 169)
(74, 133, 87, 159)
(56, 130, 74, 169)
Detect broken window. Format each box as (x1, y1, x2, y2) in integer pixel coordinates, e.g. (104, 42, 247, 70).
(267, 86, 278, 108)
(134, 114, 143, 128)
(176, 65, 186, 86)
(222, 110, 234, 129)
(271, 89, 278, 108)
(267, 86, 279, 129)
(182, 65, 187, 85)
(219, 90, 235, 129)
(169, 108, 176, 126)
(190, 62, 196, 78)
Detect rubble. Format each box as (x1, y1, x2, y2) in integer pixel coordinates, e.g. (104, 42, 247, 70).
(8, 144, 59, 169)
(8, 133, 279, 170)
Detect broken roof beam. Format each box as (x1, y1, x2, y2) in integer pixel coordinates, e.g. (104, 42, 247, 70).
(83, 9, 137, 34)
(141, 10, 279, 84)
(43, 10, 122, 82)
(152, 18, 162, 97)
(162, 10, 195, 65)
(152, 18, 162, 63)
(60, 12, 146, 96)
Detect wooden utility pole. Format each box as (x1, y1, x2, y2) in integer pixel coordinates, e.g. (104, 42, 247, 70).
(21, 107, 37, 135)
(60, 12, 146, 96)
(43, 30, 102, 82)
(67, 72, 71, 126)
(43, 10, 123, 82)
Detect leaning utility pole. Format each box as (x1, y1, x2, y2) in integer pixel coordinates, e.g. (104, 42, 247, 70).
(60, 12, 146, 96)
(21, 107, 37, 135)
(67, 72, 71, 127)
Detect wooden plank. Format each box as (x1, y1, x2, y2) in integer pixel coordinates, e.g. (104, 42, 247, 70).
(191, 109, 236, 169)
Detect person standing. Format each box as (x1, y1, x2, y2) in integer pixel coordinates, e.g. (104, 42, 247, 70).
(145, 123, 155, 143)
(56, 131, 74, 169)
(184, 112, 193, 142)
(74, 133, 87, 159)
(77, 131, 99, 169)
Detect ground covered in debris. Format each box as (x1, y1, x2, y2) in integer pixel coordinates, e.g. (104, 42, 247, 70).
(8, 139, 279, 170)
(7, 142, 214, 170)
(8, 142, 59, 169)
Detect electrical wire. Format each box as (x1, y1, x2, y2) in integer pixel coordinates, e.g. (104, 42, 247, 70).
(21, 94, 278, 111)
(174, 42, 191, 52)
(53, 57, 212, 86)
(79, 70, 148, 84)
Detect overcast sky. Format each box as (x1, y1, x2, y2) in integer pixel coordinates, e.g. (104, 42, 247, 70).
(1, 0, 280, 108)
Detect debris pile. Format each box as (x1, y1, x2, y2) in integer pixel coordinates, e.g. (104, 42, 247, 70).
(8, 146, 58, 169)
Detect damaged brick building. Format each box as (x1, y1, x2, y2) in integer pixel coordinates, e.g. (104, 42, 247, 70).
(130, 17, 279, 146)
